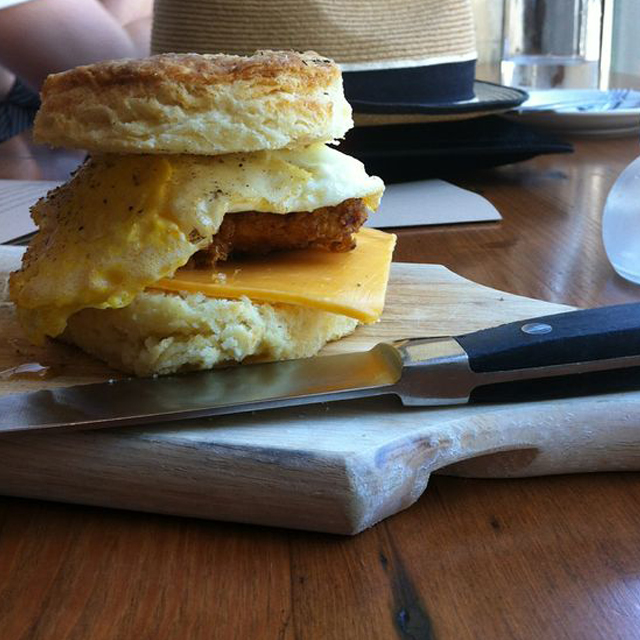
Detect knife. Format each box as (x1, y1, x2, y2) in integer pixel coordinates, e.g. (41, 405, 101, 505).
(1, 302, 640, 434)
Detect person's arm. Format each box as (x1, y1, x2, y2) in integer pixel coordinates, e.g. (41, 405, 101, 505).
(0, 64, 14, 97)
(99, 0, 153, 54)
(0, 0, 142, 90)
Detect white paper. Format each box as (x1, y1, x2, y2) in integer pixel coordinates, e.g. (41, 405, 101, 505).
(366, 179, 501, 229)
(0, 178, 501, 244)
(0, 179, 61, 243)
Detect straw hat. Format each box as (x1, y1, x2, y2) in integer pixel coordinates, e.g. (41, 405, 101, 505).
(151, 0, 526, 124)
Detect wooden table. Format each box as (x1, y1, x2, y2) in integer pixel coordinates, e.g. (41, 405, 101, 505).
(1, 129, 640, 640)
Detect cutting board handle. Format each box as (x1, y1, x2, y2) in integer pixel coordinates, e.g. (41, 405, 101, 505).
(422, 392, 640, 479)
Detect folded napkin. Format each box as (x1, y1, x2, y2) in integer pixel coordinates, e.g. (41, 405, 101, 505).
(339, 115, 573, 183)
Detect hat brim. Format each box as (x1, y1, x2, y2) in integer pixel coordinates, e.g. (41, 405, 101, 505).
(350, 81, 528, 125)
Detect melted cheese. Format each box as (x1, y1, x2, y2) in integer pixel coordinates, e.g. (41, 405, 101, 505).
(10, 144, 384, 343)
(153, 228, 396, 323)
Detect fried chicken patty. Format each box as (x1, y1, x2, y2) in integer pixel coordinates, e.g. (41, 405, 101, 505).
(189, 197, 368, 268)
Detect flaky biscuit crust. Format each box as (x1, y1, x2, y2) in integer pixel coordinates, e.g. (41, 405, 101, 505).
(62, 290, 358, 376)
(42, 50, 337, 91)
(34, 51, 353, 154)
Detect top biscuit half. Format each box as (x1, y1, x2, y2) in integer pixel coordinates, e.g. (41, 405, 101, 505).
(33, 50, 354, 155)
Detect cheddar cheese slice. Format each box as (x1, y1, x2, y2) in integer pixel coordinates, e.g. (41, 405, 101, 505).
(152, 228, 396, 323)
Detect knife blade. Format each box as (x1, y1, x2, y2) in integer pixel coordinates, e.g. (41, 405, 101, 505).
(1, 302, 640, 434)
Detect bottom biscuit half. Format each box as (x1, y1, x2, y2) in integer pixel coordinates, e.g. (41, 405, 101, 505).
(62, 290, 359, 376)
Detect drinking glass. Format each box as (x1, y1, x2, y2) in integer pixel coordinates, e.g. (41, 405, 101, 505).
(501, 0, 605, 89)
(602, 154, 640, 285)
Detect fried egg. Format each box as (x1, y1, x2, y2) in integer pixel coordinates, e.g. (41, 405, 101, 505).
(10, 143, 384, 344)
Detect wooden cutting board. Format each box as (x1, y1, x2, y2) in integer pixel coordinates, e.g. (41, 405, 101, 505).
(2, 248, 640, 534)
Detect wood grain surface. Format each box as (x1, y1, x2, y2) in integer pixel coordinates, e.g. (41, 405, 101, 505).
(2, 129, 640, 639)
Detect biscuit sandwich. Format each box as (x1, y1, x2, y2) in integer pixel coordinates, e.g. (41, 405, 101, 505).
(10, 51, 395, 376)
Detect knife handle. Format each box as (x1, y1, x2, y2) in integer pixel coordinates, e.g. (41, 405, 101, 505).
(455, 302, 640, 373)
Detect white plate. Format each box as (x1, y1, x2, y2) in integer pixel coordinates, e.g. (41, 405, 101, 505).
(505, 89, 640, 137)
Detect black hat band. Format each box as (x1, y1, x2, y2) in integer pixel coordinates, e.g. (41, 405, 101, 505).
(343, 59, 477, 113)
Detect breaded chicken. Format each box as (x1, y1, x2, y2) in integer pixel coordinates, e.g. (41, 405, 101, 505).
(189, 198, 368, 268)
